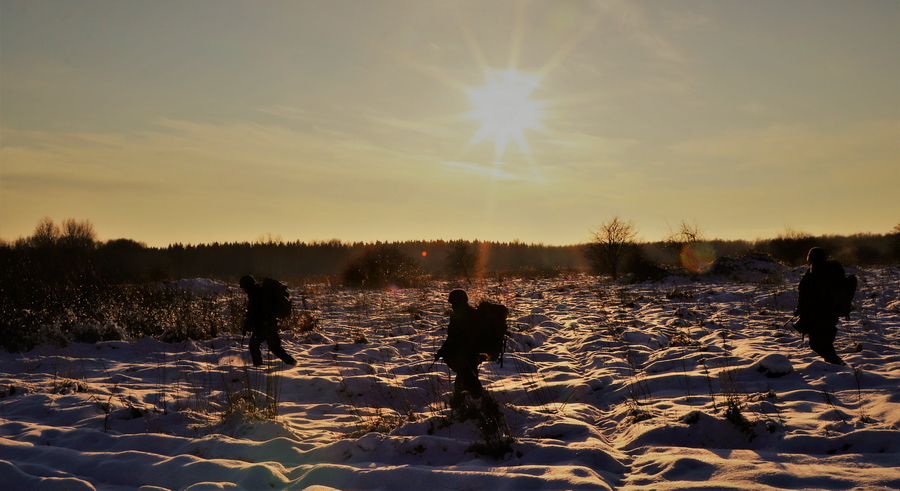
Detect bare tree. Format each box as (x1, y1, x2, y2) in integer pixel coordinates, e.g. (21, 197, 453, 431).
(665, 219, 705, 246)
(586, 217, 639, 280)
(254, 233, 284, 245)
(444, 240, 477, 282)
(59, 219, 98, 249)
(30, 217, 60, 248)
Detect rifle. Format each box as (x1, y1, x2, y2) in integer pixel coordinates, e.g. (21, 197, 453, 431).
(783, 314, 805, 343)
(783, 315, 798, 330)
(428, 348, 444, 372)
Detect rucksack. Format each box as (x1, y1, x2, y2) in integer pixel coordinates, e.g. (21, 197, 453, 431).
(261, 278, 292, 319)
(471, 301, 510, 366)
(794, 272, 856, 335)
(821, 260, 856, 319)
(838, 274, 857, 319)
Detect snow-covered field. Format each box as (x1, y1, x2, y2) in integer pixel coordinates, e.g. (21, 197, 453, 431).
(2, 260, 899, 491)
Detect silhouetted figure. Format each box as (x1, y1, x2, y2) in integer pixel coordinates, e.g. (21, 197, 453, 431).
(795, 248, 848, 365)
(240, 275, 297, 367)
(436, 289, 485, 407)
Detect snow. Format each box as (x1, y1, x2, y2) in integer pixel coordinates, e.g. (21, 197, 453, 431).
(157, 279, 231, 296)
(2, 265, 899, 491)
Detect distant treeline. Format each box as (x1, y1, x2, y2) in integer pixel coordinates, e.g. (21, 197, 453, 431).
(4, 219, 897, 353)
(2, 218, 899, 285)
(0, 237, 589, 284)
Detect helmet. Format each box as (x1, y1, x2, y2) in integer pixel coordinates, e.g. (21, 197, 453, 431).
(806, 248, 826, 264)
(448, 289, 468, 306)
(239, 275, 256, 289)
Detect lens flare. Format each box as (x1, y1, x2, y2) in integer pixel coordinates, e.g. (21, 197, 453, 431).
(680, 242, 716, 273)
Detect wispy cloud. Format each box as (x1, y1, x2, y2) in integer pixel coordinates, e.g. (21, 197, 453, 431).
(440, 161, 532, 181)
(257, 105, 319, 123)
(366, 115, 462, 140)
(669, 120, 899, 170)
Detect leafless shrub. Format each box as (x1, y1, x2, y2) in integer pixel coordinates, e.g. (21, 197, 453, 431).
(585, 217, 640, 280)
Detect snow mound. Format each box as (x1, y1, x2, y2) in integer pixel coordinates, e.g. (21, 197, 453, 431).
(747, 353, 794, 378)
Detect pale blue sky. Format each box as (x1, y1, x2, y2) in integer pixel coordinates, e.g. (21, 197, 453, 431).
(2, 0, 898, 246)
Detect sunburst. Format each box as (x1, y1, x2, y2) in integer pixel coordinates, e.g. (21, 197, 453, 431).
(448, 3, 596, 168)
(465, 69, 545, 159)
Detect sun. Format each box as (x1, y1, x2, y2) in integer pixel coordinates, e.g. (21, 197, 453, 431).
(465, 69, 544, 159)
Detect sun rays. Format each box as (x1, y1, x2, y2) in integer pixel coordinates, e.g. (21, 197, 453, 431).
(465, 68, 545, 159)
(448, 4, 596, 176)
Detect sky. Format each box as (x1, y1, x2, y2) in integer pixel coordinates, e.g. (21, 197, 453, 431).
(1, 0, 898, 247)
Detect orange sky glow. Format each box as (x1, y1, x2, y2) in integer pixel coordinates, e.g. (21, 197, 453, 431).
(2, 1, 898, 247)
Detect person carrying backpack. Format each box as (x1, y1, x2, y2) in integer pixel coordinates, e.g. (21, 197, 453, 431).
(435, 289, 509, 408)
(240, 275, 297, 367)
(794, 248, 854, 365)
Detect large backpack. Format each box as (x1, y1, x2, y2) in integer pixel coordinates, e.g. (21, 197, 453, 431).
(471, 301, 510, 366)
(838, 274, 857, 319)
(261, 278, 293, 319)
(821, 260, 856, 319)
